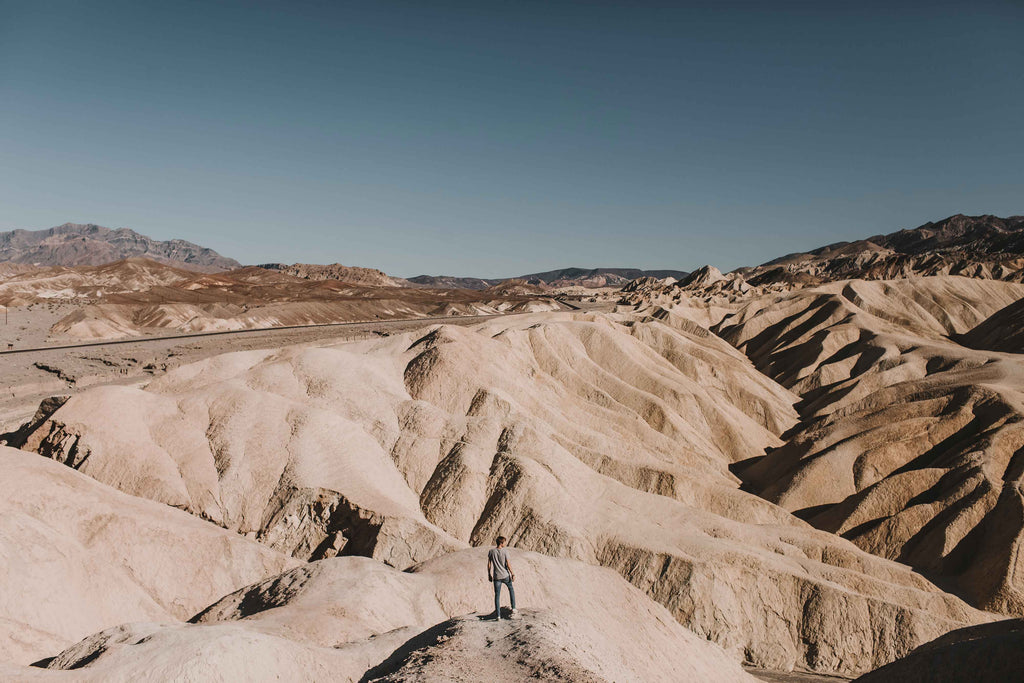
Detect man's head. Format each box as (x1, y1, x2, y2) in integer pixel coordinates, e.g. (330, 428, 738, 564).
(495, 536, 507, 548)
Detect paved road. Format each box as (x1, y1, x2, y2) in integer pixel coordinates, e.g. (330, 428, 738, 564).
(0, 312, 513, 356)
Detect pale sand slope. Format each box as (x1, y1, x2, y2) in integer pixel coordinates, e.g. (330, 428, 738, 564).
(854, 619, 1024, 683)
(3, 551, 757, 683)
(624, 271, 1024, 343)
(0, 446, 297, 665)
(16, 312, 988, 675)
(710, 277, 1024, 615)
(21, 312, 798, 565)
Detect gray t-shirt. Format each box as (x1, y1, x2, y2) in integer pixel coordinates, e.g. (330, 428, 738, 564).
(488, 547, 511, 581)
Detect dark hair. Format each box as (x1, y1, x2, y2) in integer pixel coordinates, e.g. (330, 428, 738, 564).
(496, 536, 507, 545)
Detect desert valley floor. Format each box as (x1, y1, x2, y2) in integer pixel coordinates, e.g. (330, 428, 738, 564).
(3, 217, 1024, 681)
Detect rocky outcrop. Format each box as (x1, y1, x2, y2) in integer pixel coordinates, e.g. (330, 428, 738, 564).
(517, 267, 690, 288)
(0, 395, 69, 448)
(407, 274, 502, 289)
(258, 262, 412, 287)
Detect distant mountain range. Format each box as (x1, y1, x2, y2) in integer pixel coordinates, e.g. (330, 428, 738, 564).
(406, 275, 501, 289)
(765, 214, 1024, 264)
(9, 215, 1024, 292)
(624, 214, 1024, 307)
(410, 267, 690, 290)
(0, 223, 240, 272)
(0, 224, 688, 290)
(447, 215, 1024, 297)
(748, 214, 1024, 283)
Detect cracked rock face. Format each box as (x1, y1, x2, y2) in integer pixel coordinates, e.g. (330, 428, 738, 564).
(14, 312, 990, 675)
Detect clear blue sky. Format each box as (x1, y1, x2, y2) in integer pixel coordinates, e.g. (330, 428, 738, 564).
(1, 1, 1021, 277)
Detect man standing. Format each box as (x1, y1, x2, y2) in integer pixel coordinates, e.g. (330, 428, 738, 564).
(487, 536, 517, 620)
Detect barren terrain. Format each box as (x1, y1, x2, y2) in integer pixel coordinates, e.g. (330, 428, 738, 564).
(4, 214, 1024, 680)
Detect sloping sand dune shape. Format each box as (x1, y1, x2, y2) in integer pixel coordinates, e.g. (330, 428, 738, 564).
(16, 311, 989, 676)
(1, 550, 755, 682)
(0, 447, 296, 665)
(703, 277, 1024, 615)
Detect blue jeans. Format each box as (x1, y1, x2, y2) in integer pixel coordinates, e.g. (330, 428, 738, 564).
(493, 578, 516, 616)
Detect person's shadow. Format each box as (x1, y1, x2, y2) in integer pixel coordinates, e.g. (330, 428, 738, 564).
(478, 607, 514, 621)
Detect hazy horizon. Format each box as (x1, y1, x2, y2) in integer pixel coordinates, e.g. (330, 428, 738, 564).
(2, 1, 1021, 277)
(3, 212, 1020, 280)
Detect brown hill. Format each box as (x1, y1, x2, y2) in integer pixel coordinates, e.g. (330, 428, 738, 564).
(0, 223, 240, 272)
(0, 258, 561, 341)
(0, 258, 197, 307)
(483, 278, 549, 296)
(259, 262, 413, 287)
(407, 274, 502, 289)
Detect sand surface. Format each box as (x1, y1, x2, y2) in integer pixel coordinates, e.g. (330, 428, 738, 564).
(5, 307, 993, 677)
(5, 262, 1024, 680)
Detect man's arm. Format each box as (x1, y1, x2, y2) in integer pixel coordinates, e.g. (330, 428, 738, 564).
(506, 556, 515, 581)
(487, 556, 493, 581)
